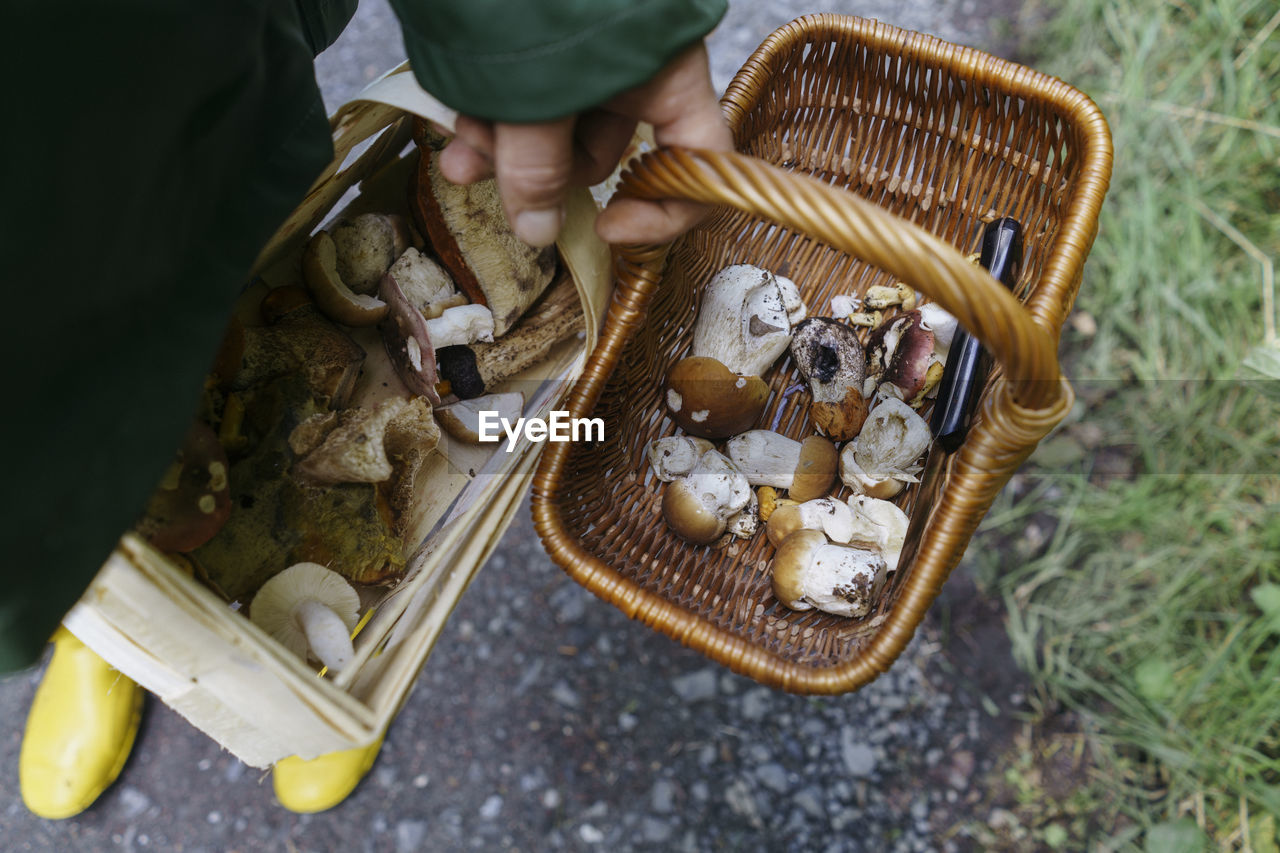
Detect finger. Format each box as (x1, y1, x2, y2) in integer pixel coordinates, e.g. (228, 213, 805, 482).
(595, 197, 710, 245)
(571, 109, 638, 186)
(493, 117, 576, 247)
(611, 44, 732, 153)
(439, 137, 494, 184)
(453, 114, 496, 157)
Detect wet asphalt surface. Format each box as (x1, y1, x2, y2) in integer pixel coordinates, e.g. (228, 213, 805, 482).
(1, 2, 1037, 850)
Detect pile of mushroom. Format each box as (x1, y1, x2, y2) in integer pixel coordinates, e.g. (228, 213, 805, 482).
(650, 262, 955, 620)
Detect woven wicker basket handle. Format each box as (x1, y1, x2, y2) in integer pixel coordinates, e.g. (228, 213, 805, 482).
(615, 148, 1065, 412)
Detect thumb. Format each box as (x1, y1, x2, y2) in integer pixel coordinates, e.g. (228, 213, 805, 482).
(493, 117, 576, 247)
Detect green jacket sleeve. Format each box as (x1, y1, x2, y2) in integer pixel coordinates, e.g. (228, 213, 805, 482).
(389, 0, 728, 122)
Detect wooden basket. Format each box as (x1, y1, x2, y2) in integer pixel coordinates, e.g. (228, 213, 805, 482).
(61, 66, 613, 767)
(532, 15, 1113, 693)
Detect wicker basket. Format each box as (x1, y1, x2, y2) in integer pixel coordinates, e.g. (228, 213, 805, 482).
(61, 66, 613, 767)
(532, 15, 1113, 693)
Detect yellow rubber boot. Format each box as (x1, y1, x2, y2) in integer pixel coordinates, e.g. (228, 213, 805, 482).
(20, 627, 144, 819)
(272, 732, 385, 813)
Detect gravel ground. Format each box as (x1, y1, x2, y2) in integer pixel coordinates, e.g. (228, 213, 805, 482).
(1, 3, 1040, 851)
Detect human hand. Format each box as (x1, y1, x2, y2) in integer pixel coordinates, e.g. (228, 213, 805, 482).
(437, 42, 733, 247)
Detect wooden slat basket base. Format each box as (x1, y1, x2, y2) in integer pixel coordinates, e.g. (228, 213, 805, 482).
(533, 15, 1112, 694)
(63, 67, 612, 767)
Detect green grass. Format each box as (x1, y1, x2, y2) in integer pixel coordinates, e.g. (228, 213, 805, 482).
(970, 0, 1280, 847)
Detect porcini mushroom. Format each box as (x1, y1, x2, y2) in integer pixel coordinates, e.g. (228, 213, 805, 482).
(788, 318, 869, 441)
(664, 356, 770, 439)
(294, 398, 408, 484)
(839, 397, 932, 498)
(329, 213, 412, 294)
(387, 248, 464, 318)
(301, 231, 390, 327)
(661, 450, 753, 545)
(724, 431, 838, 501)
(250, 562, 361, 672)
(692, 264, 799, 377)
(647, 436, 715, 482)
(847, 495, 910, 572)
(765, 498, 856, 547)
(865, 311, 935, 404)
(772, 529, 887, 618)
(436, 392, 524, 443)
(424, 304, 495, 348)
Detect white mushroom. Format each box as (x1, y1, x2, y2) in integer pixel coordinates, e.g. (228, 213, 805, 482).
(661, 450, 753, 545)
(647, 436, 716, 482)
(725, 431, 838, 501)
(775, 275, 807, 325)
(726, 489, 760, 540)
(839, 398, 932, 498)
(250, 563, 361, 672)
(765, 497, 856, 546)
(918, 301, 959, 361)
(387, 248, 467, 318)
(773, 530, 887, 618)
(846, 495, 910, 572)
(436, 392, 524, 443)
(424, 304, 495, 348)
(692, 264, 798, 377)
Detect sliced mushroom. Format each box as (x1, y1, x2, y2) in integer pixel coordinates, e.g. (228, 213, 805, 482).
(294, 398, 408, 484)
(772, 529, 887, 618)
(661, 450, 753, 545)
(301, 230, 389, 327)
(387, 248, 458, 314)
(424, 304, 495, 348)
(839, 398, 932, 498)
(249, 562, 361, 672)
(378, 271, 441, 404)
(647, 436, 716, 482)
(724, 431, 837, 502)
(437, 392, 524, 443)
(329, 213, 412, 295)
(765, 497, 856, 547)
(664, 356, 770, 439)
(789, 318, 869, 441)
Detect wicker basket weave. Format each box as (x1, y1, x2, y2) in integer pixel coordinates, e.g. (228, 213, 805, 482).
(532, 15, 1113, 694)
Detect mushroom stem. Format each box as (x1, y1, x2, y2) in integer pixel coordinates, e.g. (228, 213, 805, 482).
(295, 599, 355, 672)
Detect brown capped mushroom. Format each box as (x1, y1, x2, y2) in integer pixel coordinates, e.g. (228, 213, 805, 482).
(329, 213, 412, 294)
(788, 318, 869, 441)
(664, 357, 770, 439)
(866, 310, 935, 404)
(661, 450, 753, 545)
(249, 562, 360, 672)
(135, 422, 231, 552)
(301, 231, 390, 327)
(724, 431, 837, 502)
(765, 497, 856, 547)
(772, 529, 887, 618)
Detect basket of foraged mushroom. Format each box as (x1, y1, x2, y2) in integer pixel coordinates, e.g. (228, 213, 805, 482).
(532, 15, 1112, 693)
(61, 65, 612, 766)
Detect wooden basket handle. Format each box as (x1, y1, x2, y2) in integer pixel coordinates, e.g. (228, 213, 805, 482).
(614, 147, 1064, 412)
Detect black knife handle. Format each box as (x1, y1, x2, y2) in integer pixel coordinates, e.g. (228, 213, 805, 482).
(929, 218, 1023, 452)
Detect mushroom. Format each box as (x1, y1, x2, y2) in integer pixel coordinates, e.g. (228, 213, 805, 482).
(436, 392, 524, 443)
(293, 398, 408, 484)
(863, 282, 917, 311)
(329, 213, 413, 294)
(772, 529, 887, 618)
(691, 264, 799, 377)
(846, 495, 910, 572)
(724, 431, 838, 501)
(839, 397, 932, 498)
(726, 489, 760, 540)
(647, 436, 715, 482)
(788, 318, 869, 441)
(663, 356, 770, 439)
(765, 498, 856, 547)
(424, 304, 495, 348)
(378, 271, 441, 404)
(386, 248, 465, 318)
(775, 275, 807, 325)
(661, 450, 753, 545)
(301, 231, 390, 327)
(249, 562, 361, 672)
(865, 311, 935, 404)
(918, 301, 959, 364)
(135, 422, 232, 552)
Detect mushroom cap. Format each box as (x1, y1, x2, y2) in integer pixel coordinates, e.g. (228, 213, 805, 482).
(661, 450, 752, 544)
(765, 498, 855, 547)
(662, 479, 727, 544)
(772, 528, 827, 610)
(692, 264, 793, 377)
(847, 495, 910, 571)
(664, 357, 769, 439)
(329, 213, 401, 295)
(136, 422, 232, 553)
(789, 436, 839, 502)
(877, 312, 935, 401)
(765, 503, 805, 547)
(647, 436, 715, 482)
(378, 271, 442, 404)
(302, 230, 390, 327)
(294, 399, 407, 484)
(249, 562, 360, 665)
